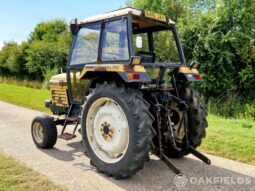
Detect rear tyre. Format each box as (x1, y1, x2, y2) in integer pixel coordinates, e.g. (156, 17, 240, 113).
(164, 84, 208, 158)
(31, 115, 57, 149)
(81, 81, 154, 179)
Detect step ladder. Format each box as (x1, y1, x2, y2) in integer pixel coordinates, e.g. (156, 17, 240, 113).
(58, 104, 80, 140)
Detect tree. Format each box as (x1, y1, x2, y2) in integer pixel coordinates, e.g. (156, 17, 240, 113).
(0, 19, 72, 80)
(131, 0, 255, 98)
(25, 19, 71, 80)
(0, 41, 16, 74)
(6, 42, 28, 75)
(179, 0, 255, 97)
(133, 0, 185, 21)
(28, 19, 69, 42)
(0, 41, 28, 76)
(25, 40, 69, 80)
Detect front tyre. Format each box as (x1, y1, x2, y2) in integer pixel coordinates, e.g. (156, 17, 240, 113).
(81, 82, 154, 179)
(31, 115, 57, 149)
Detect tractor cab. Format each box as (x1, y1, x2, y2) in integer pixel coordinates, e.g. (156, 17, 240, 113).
(65, 7, 197, 105)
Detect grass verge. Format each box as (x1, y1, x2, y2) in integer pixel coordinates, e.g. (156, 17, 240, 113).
(0, 76, 42, 89)
(0, 83, 254, 165)
(0, 150, 67, 191)
(200, 115, 255, 165)
(0, 83, 50, 112)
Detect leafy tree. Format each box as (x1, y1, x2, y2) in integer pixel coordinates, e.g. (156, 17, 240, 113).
(0, 19, 71, 80)
(0, 41, 16, 73)
(28, 19, 68, 42)
(6, 42, 28, 75)
(133, 0, 185, 21)
(25, 40, 69, 80)
(0, 41, 28, 76)
(25, 19, 71, 79)
(179, 0, 255, 97)
(131, 0, 255, 98)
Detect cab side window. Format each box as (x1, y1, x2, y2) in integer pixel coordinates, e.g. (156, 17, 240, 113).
(70, 24, 101, 65)
(102, 19, 129, 61)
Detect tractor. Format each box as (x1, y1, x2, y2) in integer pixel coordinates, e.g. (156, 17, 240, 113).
(31, 7, 210, 179)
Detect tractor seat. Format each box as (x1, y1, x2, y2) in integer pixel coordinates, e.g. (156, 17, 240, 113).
(136, 51, 155, 63)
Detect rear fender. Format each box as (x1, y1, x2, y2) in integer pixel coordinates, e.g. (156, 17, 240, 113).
(79, 64, 151, 83)
(175, 66, 203, 82)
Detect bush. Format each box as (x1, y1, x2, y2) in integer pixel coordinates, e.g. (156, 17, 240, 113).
(28, 19, 69, 42)
(42, 66, 59, 89)
(242, 103, 255, 120)
(25, 40, 68, 80)
(207, 93, 242, 118)
(207, 92, 255, 119)
(0, 19, 71, 82)
(132, 0, 255, 101)
(0, 76, 42, 89)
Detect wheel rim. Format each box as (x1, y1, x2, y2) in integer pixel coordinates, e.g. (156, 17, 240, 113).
(33, 121, 44, 144)
(86, 97, 129, 163)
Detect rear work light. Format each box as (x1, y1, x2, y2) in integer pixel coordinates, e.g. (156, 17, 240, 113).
(129, 56, 142, 65)
(127, 73, 140, 80)
(194, 73, 203, 79)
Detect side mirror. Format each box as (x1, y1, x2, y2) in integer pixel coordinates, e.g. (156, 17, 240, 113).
(136, 36, 143, 49)
(70, 18, 78, 36)
(190, 61, 200, 69)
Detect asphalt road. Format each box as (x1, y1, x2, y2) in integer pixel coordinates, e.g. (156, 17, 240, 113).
(0, 101, 254, 191)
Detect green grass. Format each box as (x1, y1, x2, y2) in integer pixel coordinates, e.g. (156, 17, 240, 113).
(0, 151, 67, 191)
(0, 83, 50, 112)
(0, 76, 42, 89)
(200, 115, 255, 165)
(0, 83, 254, 165)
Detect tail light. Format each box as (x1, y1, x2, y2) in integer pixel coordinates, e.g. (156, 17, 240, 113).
(194, 73, 203, 79)
(128, 73, 140, 80)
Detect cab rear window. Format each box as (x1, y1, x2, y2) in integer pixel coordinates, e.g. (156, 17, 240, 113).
(102, 19, 129, 62)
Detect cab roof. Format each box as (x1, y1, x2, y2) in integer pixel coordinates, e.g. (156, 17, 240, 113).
(80, 7, 175, 25)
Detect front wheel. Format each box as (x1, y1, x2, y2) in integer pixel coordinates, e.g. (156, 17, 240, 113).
(81, 82, 154, 179)
(31, 115, 57, 149)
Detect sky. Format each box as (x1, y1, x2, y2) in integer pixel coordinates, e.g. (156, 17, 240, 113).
(0, 0, 126, 49)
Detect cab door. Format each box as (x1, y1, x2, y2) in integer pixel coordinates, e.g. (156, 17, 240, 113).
(66, 23, 101, 104)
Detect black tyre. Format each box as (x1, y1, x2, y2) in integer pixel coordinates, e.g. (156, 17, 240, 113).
(81, 81, 154, 179)
(31, 115, 57, 149)
(165, 84, 208, 158)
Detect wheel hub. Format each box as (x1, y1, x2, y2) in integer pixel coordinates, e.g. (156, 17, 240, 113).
(103, 125, 110, 135)
(100, 122, 115, 141)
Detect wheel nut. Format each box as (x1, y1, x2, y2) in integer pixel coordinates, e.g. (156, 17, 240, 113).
(109, 128, 114, 134)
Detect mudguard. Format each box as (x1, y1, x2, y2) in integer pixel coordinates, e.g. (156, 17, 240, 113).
(177, 66, 203, 82)
(79, 64, 151, 83)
